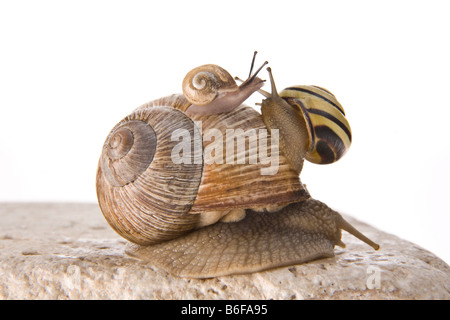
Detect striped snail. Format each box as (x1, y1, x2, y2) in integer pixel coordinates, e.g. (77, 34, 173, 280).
(96, 53, 379, 278)
(259, 67, 352, 172)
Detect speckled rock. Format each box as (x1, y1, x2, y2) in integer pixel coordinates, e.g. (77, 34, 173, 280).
(0, 203, 449, 299)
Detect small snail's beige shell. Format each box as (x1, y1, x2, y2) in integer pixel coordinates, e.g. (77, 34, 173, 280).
(182, 64, 239, 106)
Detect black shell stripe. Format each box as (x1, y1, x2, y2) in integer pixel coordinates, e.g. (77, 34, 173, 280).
(311, 85, 335, 97)
(308, 108, 352, 142)
(278, 85, 351, 165)
(314, 126, 347, 164)
(282, 97, 351, 145)
(284, 87, 345, 115)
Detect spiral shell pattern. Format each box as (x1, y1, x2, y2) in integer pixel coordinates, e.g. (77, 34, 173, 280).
(101, 121, 156, 187)
(182, 64, 238, 106)
(96, 106, 203, 245)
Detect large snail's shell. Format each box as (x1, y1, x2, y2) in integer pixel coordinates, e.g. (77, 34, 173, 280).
(182, 64, 239, 106)
(138, 95, 309, 214)
(96, 106, 203, 245)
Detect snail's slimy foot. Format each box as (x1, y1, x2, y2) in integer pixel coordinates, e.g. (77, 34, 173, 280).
(133, 198, 379, 278)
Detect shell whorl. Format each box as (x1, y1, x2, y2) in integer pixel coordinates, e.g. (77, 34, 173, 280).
(96, 106, 203, 245)
(182, 64, 238, 106)
(101, 120, 157, 187)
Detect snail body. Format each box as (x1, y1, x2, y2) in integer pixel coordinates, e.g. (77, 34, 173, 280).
(260, 68, 352, 169)
(182, 61, 266, 116)
(96, 56, 379, 278)
(133, 199, 379, 278)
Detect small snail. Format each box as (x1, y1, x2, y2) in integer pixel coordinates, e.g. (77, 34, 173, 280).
(259, 67, 352, 172)
(96, 53, 379, 278)
(182, 56, 267, 116)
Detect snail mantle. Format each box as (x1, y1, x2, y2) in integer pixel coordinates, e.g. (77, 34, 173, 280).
(1, 203, 449, 299)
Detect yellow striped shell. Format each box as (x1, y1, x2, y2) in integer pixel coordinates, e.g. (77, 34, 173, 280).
(260, 67, 352, 170)
(279, 85, 352, 164)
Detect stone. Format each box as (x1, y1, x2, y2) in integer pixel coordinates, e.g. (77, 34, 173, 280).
(0, 203, 449, 299)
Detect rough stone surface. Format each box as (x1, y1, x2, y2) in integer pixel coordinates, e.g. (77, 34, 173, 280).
(0, 203, 449, 300)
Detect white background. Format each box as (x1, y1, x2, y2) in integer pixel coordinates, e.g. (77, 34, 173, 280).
(1, 1, 449, 264)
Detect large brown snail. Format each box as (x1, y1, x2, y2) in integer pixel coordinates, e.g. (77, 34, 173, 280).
(96, 52, 379, 278)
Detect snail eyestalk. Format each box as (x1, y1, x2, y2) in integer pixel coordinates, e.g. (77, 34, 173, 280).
(266, 67, 279, 98)
(248, 51, 258, 78)
(240, 51, 267, 87)
(255, 67, 277, 98)
(247, 51, 268, 82)
(249, 61, 268, 82)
